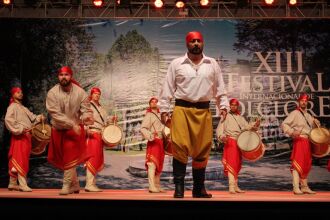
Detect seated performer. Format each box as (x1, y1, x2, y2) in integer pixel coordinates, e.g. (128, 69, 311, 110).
(85, 87, 115, 192)
(5, 87, 45, 192)
(140, 97, 166, 193)
(217, 98, 260, 194)
(46, 66, 94, 195)
(281, 93, 320, 195)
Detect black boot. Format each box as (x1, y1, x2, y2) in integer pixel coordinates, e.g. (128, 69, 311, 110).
(173, 158, 186, 198)
(192, 168, 212, 198)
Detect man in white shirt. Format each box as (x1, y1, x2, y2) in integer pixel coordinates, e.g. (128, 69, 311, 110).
(5, 87, 45, 192)
(159, 31, 229, 198)
(46, 66, 94, 195)
(281, 93, 320, 195)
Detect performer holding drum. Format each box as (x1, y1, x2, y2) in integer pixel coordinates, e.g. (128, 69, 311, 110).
(84, 87, 117, 192)
(140, 97, 166, 193)
(217, 98, 260, 194)
(46, 66, 94, 195)
(5, 87, 45, 192)
(281, 93, 323, 195)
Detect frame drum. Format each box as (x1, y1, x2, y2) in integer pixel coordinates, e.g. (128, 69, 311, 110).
(102, 124, 123, 148)
(237, 130, 265, 161)
(31, 122, 51, 155)
(310, 127, 330, 158)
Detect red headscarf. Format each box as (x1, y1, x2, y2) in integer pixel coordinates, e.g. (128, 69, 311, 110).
(229, 98, 240, 115)
(9, 87, 22, 105)
(58, 66, 81, 87)
(146, 97, 160, 113)
(298, 93, 309, 101)
(296, 93, 309, 110)
(90, 87, 101, 95)
(89, 87, 101, 102)
(186, 31, 204, 44)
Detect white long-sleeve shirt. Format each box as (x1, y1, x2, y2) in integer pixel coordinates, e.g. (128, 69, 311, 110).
(46, 84, 92, 130)
(217, 113, 254, 140)
(281, 109, 316, 138)
(158, 53, 229, 113)
(89, 100, 111, 131)
(140, 111, 165, 141)
(5, 102, 42, 135)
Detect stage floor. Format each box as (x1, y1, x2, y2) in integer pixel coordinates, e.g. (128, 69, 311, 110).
(0, 189, 329, 202)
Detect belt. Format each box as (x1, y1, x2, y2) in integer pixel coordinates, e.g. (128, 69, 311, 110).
(175, 99, 210, 109)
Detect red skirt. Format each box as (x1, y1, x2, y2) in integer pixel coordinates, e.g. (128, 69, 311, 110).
(8, 133, 32, 178)
(222, 137, 242, 180)
(290, 137, 312, 179)
(48, 125, 89, 171)
(85, 132, 104, 175)
(145, 138, 165, 176)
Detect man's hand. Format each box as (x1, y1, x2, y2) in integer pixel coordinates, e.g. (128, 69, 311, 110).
(153, 131, 158, 138)
(219, 109, 227, 121)
(313, 118, 321, 127)
(84, 116, 94, 126)
(112, 116, 118, 123)
(86, 128, 94, 136)
(252, 118, 261, 130)
(291, 130, 301, 138)
(40, 114, 46, 122)
(161, 112, 168, 125)
(73, 124, 81, 135)
(24, 128, 32, 133)
(221, 136, 227, 144)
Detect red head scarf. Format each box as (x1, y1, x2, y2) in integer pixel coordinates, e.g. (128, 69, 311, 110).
(229, 98, 240, 115)
(186, 31, 204, 44)
(9, 87, 22, 105)
(58, 66, 81, 87)
(146, 97, 160, 113)
(90, 87, 101, 95)
(89, 87, 101, 102)
(298, 93, 309, 101)
(230, 98, 240, 106)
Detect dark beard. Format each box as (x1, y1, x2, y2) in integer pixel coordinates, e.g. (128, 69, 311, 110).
(16, 97, 23, 103)
(188, 46, 202, 55)
(60, 79, 71, 87)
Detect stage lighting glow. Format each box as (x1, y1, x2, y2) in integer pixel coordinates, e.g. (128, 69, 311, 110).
(3, 0, 11, 5)
(154, 0, 164, 8)
(199, 0, 210, 7)
(264, 0, 275, 5)
(288, 0, 297, 6)
(93, 0, 104, 7)
(175, 0, 185, 8)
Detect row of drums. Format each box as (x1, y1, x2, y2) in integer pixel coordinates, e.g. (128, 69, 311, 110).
(30, 123, 124, 156)
(233, 127, 330, 162)
(31, 121, 174, 156)
(30, 122, 330, 159)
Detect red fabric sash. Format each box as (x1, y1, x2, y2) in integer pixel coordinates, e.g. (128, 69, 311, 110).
(47, 125, 89, 170)
(85, 132, 104, 175)
(145, 138, 165, 176)
(290, 137, 312, 179)
(221, 137, 242, 180)
(8, 133, 32, 178)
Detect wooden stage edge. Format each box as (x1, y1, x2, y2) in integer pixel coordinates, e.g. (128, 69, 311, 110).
(0, 189, 329, 202)
(0, 189, 329, 217)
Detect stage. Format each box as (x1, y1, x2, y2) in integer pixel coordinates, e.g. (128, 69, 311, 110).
(0, 189, 329, 217)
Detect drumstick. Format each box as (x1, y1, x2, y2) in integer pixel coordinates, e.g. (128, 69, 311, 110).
(86, 126, 90, 145)
(114, 112, 117, 125)
(42, 120, 45, 136)
(151, 123, 158, 138)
